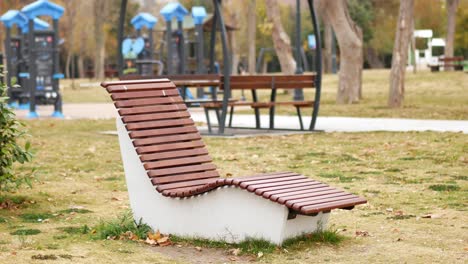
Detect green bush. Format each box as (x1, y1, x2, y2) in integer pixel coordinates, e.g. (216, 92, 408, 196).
(0, 68, 33, 191)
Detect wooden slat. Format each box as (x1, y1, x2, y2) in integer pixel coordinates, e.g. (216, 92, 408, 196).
(264, 183, 328, 197)
(301, 197, 367, 214)
(130, 126, 197, 138)
(230, 172, 298, 184)
(239, 175, 306, 188)
(254, 182, 323, 195)
(144, 155, 212, 169)
(111, 89, 179, 100)
(119, 104, 187, 116)
(151, 170, 219, 185)
(271, 186, 337, 202)
(106, 82, 176, 92)
(148, 163, 216, 177)
(123, 111, 191, 123)
(115, 96, 183, 108)
(289, 194, 357, 209)
(140, 147, 209, 162)
(102, 78, 170, 87)
(126, 119, 194, 130)
(245, 179, 312, 192)
(136, 140, 204, 154)
(133, 133, 201, 147)
(277, 189, 345, 205)
(156, 177, 217, 191)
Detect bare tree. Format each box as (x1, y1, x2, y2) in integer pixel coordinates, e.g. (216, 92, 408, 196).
(388, 0, 414, 108)
(265, 0, 296, 74)
(444, 0, 460, 70)
(247, 0, 256, 74)
(315, 0, 363, 104)
(93, 0, 108, 80)
(323, 19, 333, 73)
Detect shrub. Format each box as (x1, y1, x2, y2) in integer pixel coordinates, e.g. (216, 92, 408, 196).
(0, 67, 33, 191)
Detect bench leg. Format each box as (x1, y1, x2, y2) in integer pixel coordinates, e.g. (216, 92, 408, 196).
(204, 108, 212, 133)
(254, 108, 261, 129)
(296, 107, 304, 130)
(269, 106, 275, 129)
(228, 106, 234, 127)
(215, 108, 221, 125)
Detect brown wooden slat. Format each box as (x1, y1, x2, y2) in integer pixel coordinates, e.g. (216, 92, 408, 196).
(123, 111, 190, 123)
(245, 179, 312, 193)
(264, 183, 328, 197)
(115, 96, 183, 108)
(301, 197, 367, 214)
(130, 126, 197, 139)
(144, 155, 212, 169)
(140, 147, 209, 162)
(240, 175, 306, 189)
(151, 170, 219, 185)
(106, 82, 176, 92)
(137, 140, 204, 154)
(271, 186, 337, 202)
(254, 182, 323, 195)
(230, 172, 298, 184)
(148, 163, 217, 177)
(277, 189, 345, 205)
(111, 89, 179, 100)
(156, 178, 218, 191)
(290, 194, 358, 210)
(119, 104, 187, 116)
(102, 78, 170, 87)
(127, 119, 194, 130)
(133, 133, 201, 147)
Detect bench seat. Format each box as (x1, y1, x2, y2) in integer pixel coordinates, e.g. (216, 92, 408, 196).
(101, 78, 366, 244)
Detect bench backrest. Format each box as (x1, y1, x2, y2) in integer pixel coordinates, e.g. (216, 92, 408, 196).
(101, 79, 220, 191)
(439, 57, 464, 62)
(220, 74, 316, 90)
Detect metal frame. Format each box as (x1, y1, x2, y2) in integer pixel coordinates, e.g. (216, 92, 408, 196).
(117, 0, 322, 134)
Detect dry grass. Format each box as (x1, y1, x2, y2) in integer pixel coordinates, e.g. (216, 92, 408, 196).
(59, 70, 468, 120)
(0, 119, 466, 263)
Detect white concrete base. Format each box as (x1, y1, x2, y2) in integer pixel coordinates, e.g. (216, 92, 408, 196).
(116, 118, 329, 245)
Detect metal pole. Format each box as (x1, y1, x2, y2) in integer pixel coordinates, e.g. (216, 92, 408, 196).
(52, 18, 62, 114)
(27, 19, 37, 117)
(166, 20, 173, 74)
(5, 26, 13, 103)
(307, 0, 322, 130)
(214, 0, 231, 134)
(208, 11, 217, 73)
(196, 23, 205, 98)
(117, 0, 127, 77)
(178, 20, 185, 74)
(149, 28, 154, 59)
(294, 0, 304, 101)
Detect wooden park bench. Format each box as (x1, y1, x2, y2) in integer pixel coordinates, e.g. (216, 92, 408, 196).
(430, 56, 464, 72)
(100, 78, 366, 245)
(202, 74, 316, 132)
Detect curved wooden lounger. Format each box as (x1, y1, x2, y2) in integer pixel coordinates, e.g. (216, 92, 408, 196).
(101, 79, 366, 245)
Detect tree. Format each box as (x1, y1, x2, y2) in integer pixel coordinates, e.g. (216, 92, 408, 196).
(247, 0, 257, 74)
(444, 0, 460, 70)
(265, 0, 296, 74)
(93, 0, 109, 80)
(315, 0, 363, 104)
(388, 0, 414, 108)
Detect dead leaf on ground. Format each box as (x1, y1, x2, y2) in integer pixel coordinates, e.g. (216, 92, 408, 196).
(257, 252, 264, 258)
(229, 248, 241, 256)
(195, 246, 202, 252)
(421, 213, 441, 219)
(147, 230, 161, 241)
(157, 236, 172, 247)
(355, 230, 370, 237)
(111, 197, 123, 201)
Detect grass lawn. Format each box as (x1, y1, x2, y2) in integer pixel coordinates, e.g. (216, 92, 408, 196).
(60, 69, 468, 120)
(0, 119, 466, 263)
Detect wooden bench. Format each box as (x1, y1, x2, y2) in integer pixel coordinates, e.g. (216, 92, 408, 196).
(430, 56, 464, 72)
(100, 78, 366, 245)
(203, 74, 316, 131)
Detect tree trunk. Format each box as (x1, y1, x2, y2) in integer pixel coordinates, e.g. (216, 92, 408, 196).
(77, 56, 85, 79)
(265, 0, 296, 75)
(323, 20, 333, 73)
(93, 0, 107, 80)
(388, 0, 414, 108)
(247, 0, 257, 74)
(365, 47, 384, 68)
(315, 0, 363, 104)
(444, 0, 459, 71)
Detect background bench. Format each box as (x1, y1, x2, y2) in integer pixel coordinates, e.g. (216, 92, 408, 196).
(430, 56, 464, 72)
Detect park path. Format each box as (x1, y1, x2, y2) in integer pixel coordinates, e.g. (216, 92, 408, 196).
(14, 103, 468, 134)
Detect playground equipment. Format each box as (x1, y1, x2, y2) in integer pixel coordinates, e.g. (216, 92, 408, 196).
(0, 10, 50, 108)
(124, 12, 163, 76)
(117, 0, 322, 135)
(412, 30, 446, 69)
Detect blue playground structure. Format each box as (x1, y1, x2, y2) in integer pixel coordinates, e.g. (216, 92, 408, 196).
(1, 0, 65, 118)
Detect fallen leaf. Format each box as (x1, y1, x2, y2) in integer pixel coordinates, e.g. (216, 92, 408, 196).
(386, 208, 393, 212)
(229, 256, 238, 261)
(145, 238, 157, 246)
(195, 246, 202, 251)
(111, 197, 122, 201)
(147, 231, 161, 241)
(421, 214, 441, 219)
(355, 230, 370, 237)
(257, 252, 264, 258)
(229, 248, 241, 256)
(157, 236, 171, 247)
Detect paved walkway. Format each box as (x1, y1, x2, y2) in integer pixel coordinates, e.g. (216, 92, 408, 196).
(14, 103, 468, 134)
